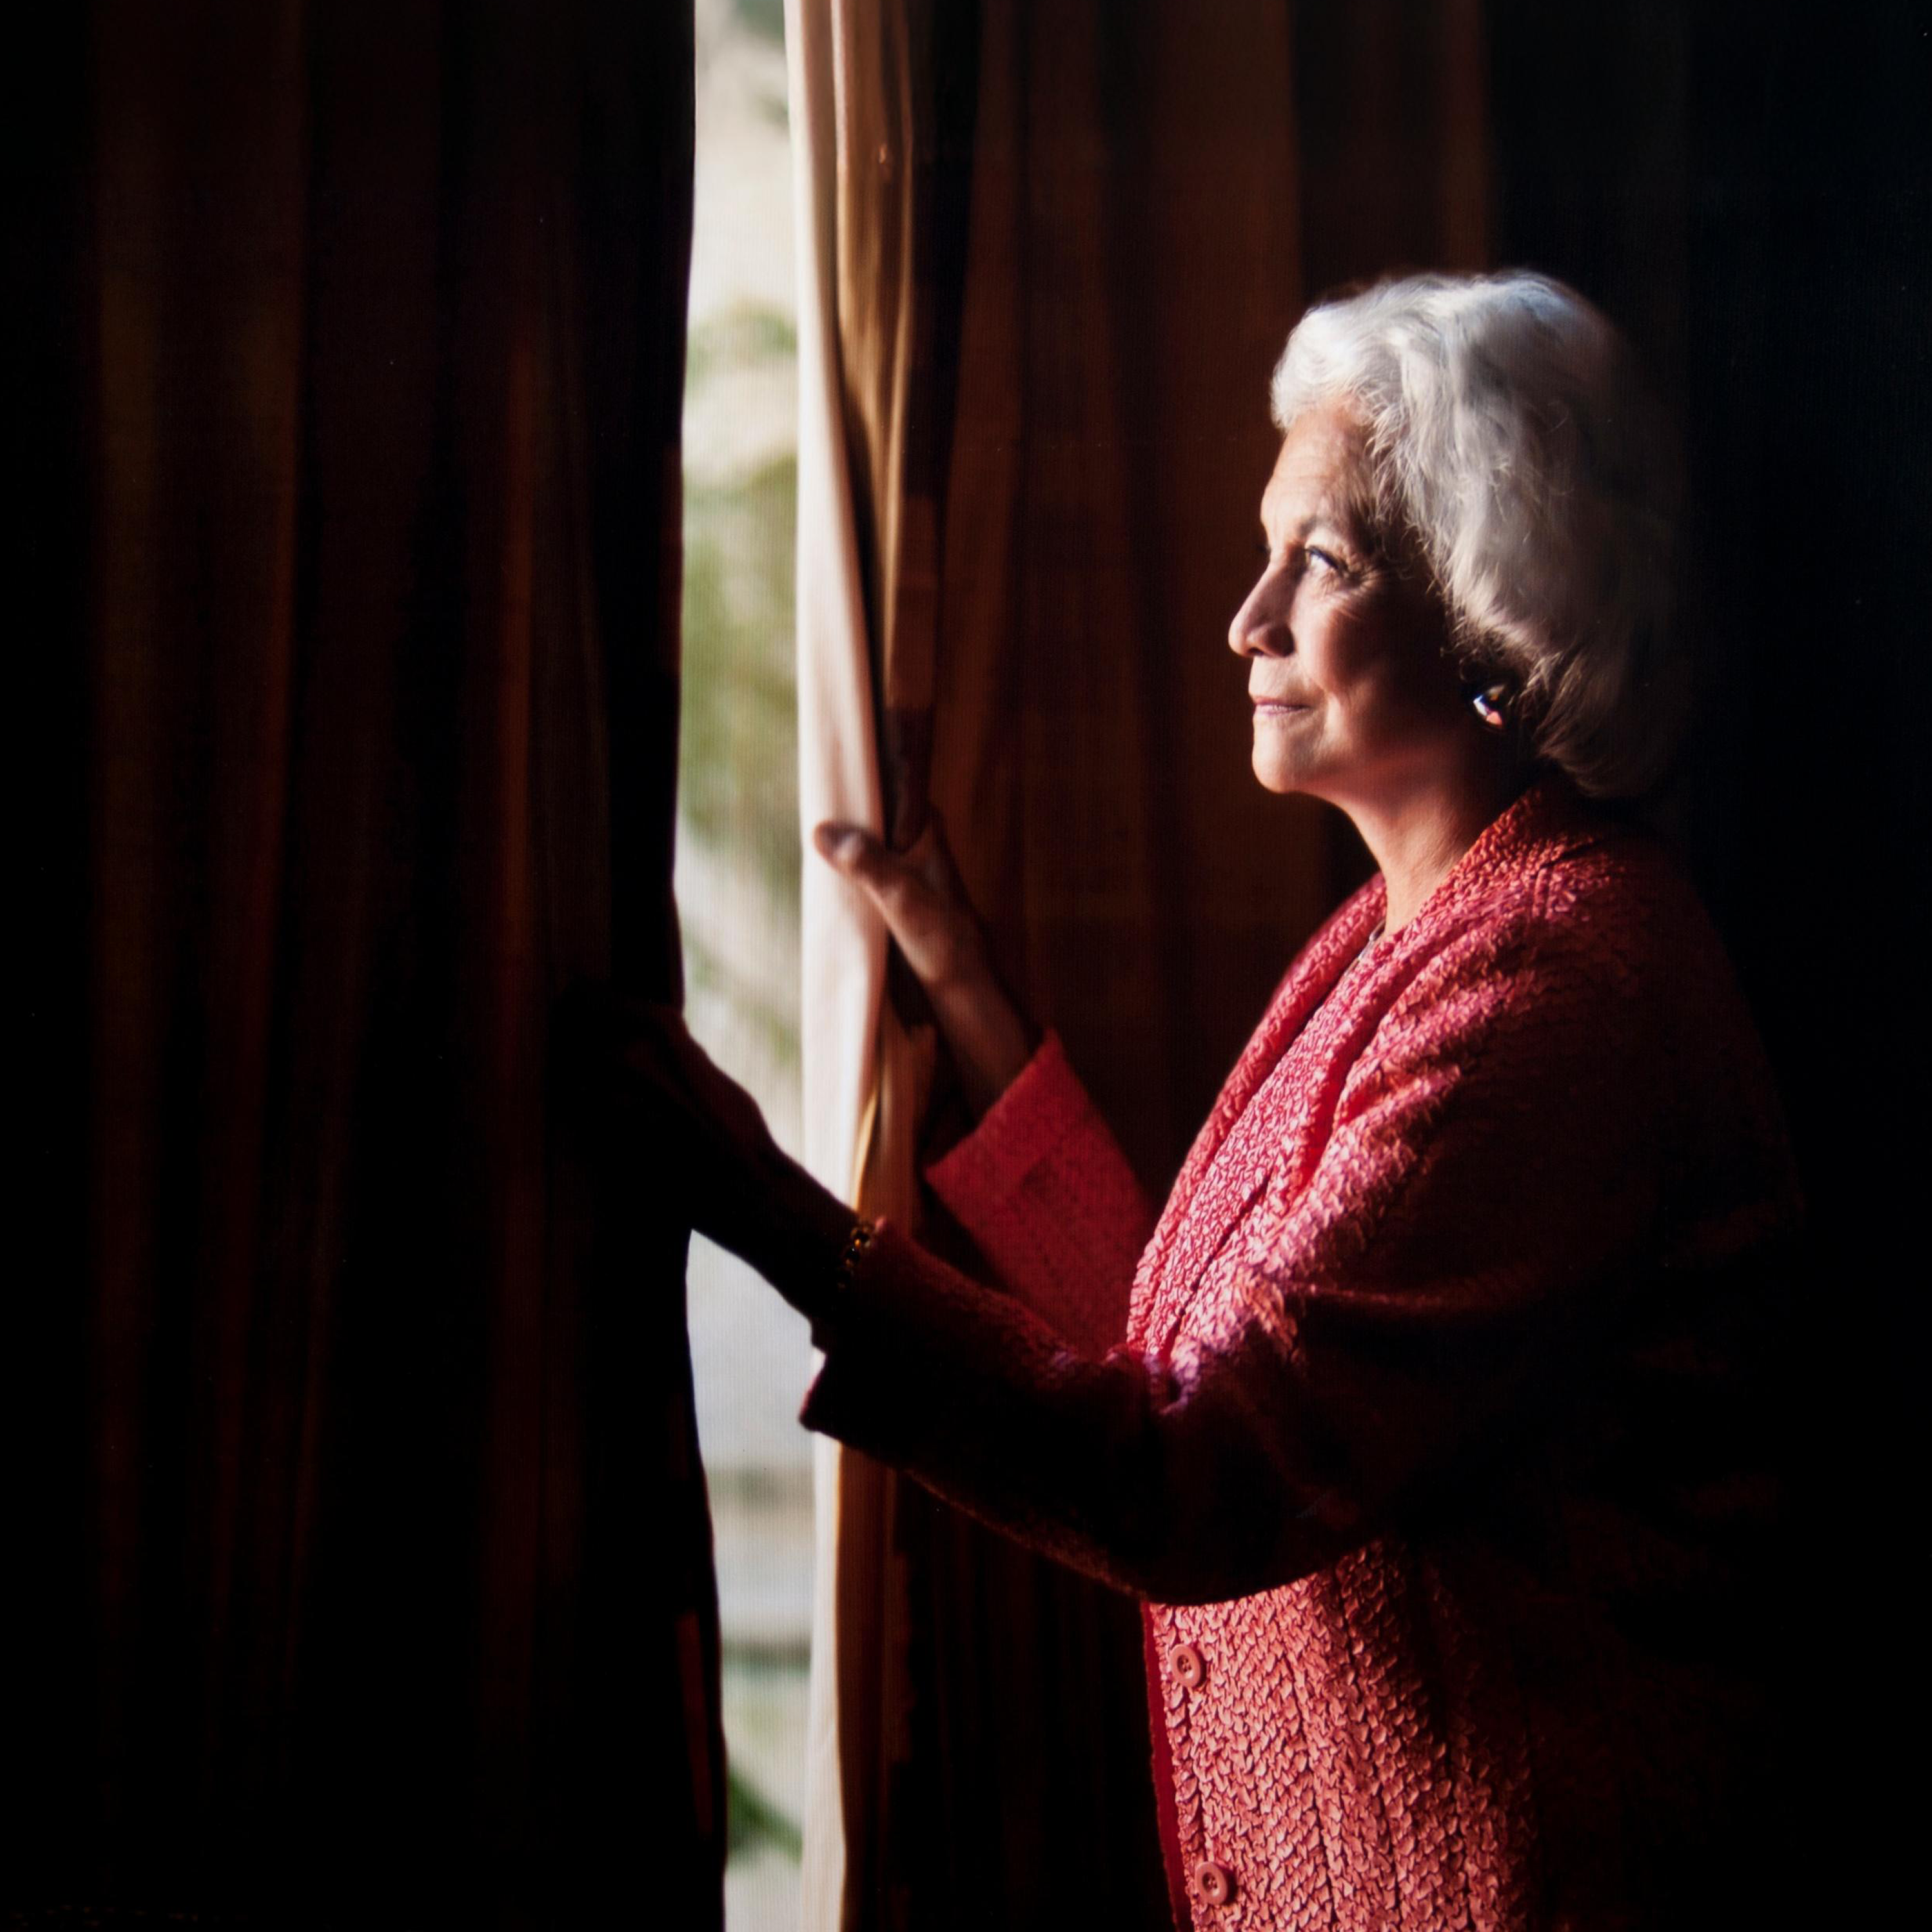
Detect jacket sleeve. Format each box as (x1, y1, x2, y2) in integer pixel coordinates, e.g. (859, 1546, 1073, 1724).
(799, 915, 1672, 1605)
(919, 1028, 1158, 1355)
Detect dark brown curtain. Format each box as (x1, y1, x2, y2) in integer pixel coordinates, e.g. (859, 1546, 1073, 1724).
(6, 4, 716, 1926)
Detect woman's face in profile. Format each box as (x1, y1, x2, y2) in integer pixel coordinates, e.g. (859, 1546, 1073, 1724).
(1228, 399, 1467, 810)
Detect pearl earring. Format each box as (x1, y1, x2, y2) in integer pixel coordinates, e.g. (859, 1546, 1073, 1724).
(1467, 682, 1510, 730)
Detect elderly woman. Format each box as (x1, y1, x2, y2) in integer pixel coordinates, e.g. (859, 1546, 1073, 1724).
(602, 272, 1800, 1931)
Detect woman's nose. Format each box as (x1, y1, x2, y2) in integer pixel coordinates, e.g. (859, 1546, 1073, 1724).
(1228, 577, 1289, 658)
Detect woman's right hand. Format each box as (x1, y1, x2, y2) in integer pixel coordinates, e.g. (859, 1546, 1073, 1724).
(811, 807, 1040, 1118)
(811, 808, 989, 992)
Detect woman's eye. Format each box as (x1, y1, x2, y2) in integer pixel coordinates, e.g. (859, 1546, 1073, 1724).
(1254, 538, 1347, 577)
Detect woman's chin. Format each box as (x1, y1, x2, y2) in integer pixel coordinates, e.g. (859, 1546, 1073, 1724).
(1251, 749, 1311, 796)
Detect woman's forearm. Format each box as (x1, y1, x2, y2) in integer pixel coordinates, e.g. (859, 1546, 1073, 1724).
(717, 965, 1040, 1312)
(926, 964, 1042, 1121)
(743, 1146, 863, 1322)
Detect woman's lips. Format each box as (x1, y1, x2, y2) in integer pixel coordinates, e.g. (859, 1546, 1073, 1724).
(1252, 700, 1307, 715)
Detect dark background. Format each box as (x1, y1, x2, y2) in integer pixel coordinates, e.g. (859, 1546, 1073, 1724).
(1496, 4, 1930, 1907)
(1494, 6, 1930, 1908)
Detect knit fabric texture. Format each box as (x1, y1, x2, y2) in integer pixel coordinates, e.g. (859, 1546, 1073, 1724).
(801, 776, 1802, 1932)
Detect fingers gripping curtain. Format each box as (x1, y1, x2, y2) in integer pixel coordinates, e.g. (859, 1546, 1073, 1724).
(8, 3, 720, 1924)
(789, 2, 1490, 1924)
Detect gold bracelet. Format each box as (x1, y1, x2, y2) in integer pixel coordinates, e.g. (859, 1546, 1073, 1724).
(834, 1216, 877, 1294)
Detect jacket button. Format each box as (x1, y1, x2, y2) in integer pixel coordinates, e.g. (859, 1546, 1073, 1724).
(1170, 1642, 1206, 1690)
(1195, 1860, 1236, 1908)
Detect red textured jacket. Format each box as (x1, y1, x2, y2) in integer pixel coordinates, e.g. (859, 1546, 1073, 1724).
(802, 776, 1802, 1932)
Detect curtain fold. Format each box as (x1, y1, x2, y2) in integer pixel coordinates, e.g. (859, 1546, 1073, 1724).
(7, 4, 714, 1924)
(784, 3, 890, 1922)
(791, 3, 1489, 1926)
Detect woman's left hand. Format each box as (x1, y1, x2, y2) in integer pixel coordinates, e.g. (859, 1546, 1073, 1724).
(552, 985, 854, 1301)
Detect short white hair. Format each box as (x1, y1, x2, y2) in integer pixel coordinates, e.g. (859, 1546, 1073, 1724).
(1270, 271, 1684, 799)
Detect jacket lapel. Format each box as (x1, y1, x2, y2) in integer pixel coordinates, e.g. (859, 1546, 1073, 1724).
(1129, 878, 1387, 1334)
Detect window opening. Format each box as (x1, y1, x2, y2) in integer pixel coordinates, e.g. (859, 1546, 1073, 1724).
(678, 1, 809, 1924)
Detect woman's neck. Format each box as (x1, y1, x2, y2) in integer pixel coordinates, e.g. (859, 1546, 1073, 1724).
(1345, 763, 1533, 933)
